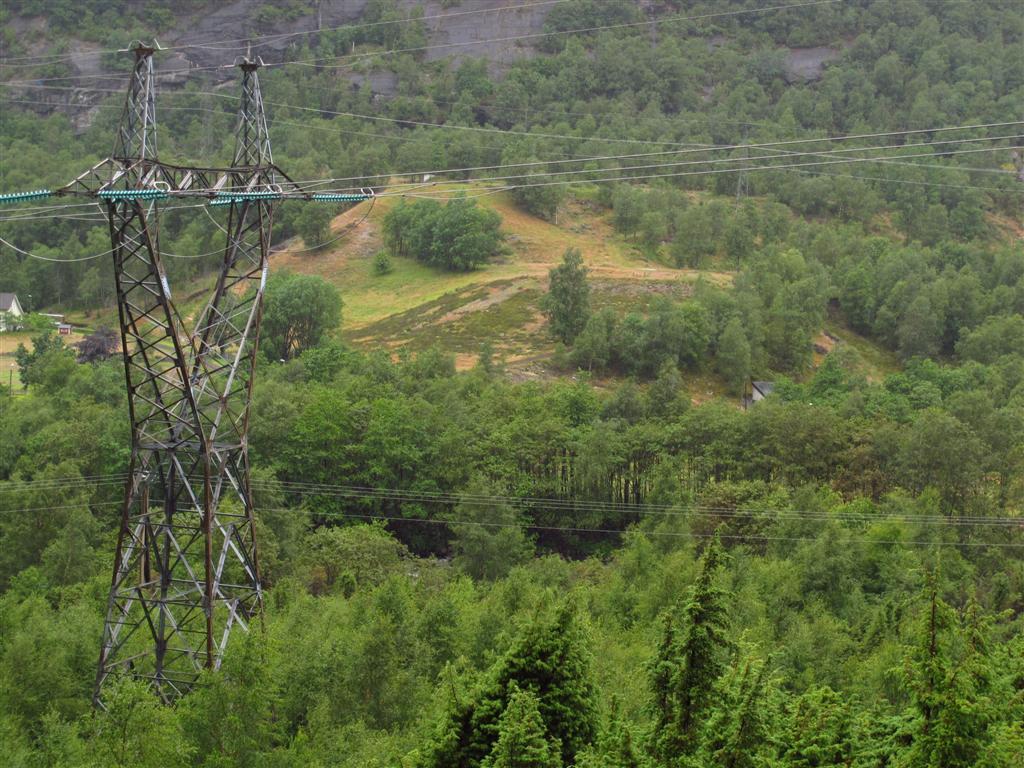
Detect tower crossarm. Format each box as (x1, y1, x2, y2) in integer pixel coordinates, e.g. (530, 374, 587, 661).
(57, 161, 304, 200)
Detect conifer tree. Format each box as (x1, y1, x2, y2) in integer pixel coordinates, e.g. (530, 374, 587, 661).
(648, 615, 677, 757)
(575, 696, 647, 768)
(421, 601, 598, 768)
(648, 536, 732, 764)
(898, 579, 995, 768)
(601, 697, 645, 768)
(482, 685, 562, 768)
(780, 686, 854, 767)
(700, 655, 773, 768)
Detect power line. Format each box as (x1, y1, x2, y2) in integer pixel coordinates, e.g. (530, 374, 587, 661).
(0, 227, 231, 263)
(5, 474, 1022, 530)
(0, 234, 115, 262)
(1, 147, 1016, 265)
(4, 88, 1017, 189)
(179, 0, 573, 55)
(0, 477, 130, 495)
(318, 137, 1021, 193)
(274, 194, 377, 256)
(282, 0, 845, 72)
(0, 501, 122, 514)
(278, 131, 1022, 189)
(5, 86, 1018, 176)
(1, 124, 1013, 203)
(252, 480, 1024, 528)
(256, 506, 1024, 550)
(0, 201, 210, 223)
(399, 145, 1020, 196)
(257, 95, 1024, 153)
(1, 143, 1013, 239)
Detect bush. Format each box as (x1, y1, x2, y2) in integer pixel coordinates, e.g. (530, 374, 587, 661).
(372, 251, 393, 276)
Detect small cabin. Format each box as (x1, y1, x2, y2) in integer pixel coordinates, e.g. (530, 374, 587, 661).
(751, 381, 775, 402)
(742, 380, 776, 410)
(0, 293, 25, 331)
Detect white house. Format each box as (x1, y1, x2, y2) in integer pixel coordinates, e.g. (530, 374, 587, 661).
(0, 293, 25, 332)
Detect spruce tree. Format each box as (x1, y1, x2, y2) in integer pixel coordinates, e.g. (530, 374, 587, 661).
(483, 685, 562, 768)
(648, 615, 678, 757)
(602, 697, 645, 768)
(648, 535, 732, 764)
(700, 655, 773, 768)
(780, 686, 854, 767)
(899, 579, 995, 768)
(421, 601, 598, 768)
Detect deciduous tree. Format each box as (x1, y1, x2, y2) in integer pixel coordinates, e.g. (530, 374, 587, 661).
(261, 272, 342, 361)
(542, 248, 591, 345)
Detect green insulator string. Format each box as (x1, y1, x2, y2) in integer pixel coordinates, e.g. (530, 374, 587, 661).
(98, 189, 169, 201)
(210, 191, 283, 203)
(0, 189, 53, 205)
(310, 193, 373, 202)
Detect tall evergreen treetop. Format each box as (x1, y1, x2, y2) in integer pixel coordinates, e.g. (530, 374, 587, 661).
(898, 581, 996, 768)
(482, 684, 562, 768)
(421, 600, 598, 768)
(649, 535, 733, 764)
(700, 654, 774, 768)
(780, 686, 854, 768)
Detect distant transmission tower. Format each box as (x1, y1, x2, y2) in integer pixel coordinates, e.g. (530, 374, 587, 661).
(735, 126, 750, 202)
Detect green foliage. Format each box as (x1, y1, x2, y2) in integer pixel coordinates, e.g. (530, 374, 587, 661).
(383, 198, 503, 271)
(294, 203, 335, 249)
(261, 271, 343, 361)
(451, 477, 533, 581)
(568, 298, 711, 378)
(372, 250, 394, 276)
(13, 330, 72, 390)
(3, 3, 1024, 765)
(91, 679, 194, 767)
(296, 523, 408, 595)
(18, 313, 56, 332)
(717, 317, 752, 396)
(780, 686, 854, 768)
(699, 654, 774, 768)
(898, 580, 996, 768)
(423, 601, 598, 768)
(648, 535, 732, 761)
(542, 248, 591, 345)
(671, 206, 717, 267)
(178, 633, 283, 765)
(503, 143, 564, 222)
(483, 685, 562, 768)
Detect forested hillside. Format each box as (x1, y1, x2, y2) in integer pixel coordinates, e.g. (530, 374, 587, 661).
(1, 1, 1023, 766)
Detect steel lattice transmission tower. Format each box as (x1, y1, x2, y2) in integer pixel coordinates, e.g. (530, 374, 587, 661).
(82, 44, 281, 705)
(7, 41, 369, 705)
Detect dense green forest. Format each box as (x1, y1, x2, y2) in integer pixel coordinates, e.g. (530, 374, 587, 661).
(1, 0, 1023, 766)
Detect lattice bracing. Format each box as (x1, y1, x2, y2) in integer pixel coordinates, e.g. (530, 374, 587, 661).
(91, 46, 280, 706)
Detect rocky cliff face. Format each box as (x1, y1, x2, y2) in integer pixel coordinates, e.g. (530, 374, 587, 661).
(6, 0, 553, 116)
(6, 2, 841, 124)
